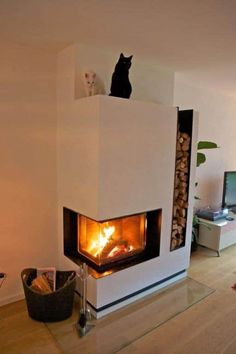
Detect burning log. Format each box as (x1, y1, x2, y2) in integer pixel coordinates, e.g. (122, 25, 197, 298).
(100, 239, 130, 259)
(108, 244, 131, 258)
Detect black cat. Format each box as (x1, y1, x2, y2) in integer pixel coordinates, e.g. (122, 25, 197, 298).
(109, 53, 133, 99)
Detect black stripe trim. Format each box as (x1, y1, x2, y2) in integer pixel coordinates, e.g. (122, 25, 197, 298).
(88, 269, 186, 313)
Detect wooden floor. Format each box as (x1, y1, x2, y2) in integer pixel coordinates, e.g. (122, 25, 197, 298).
(1, 245, 236, 353)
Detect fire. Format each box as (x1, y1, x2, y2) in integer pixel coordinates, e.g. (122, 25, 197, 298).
(87, 223, 133, 259)
(78, 213, 146, 266)
(88, 223, 115, 257)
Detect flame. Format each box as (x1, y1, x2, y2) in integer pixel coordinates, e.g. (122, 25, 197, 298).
(88, 223, 115, 257)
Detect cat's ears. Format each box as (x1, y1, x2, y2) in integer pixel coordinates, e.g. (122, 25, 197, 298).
(120, 53, 133, 60)
(84, 71, 96, 79)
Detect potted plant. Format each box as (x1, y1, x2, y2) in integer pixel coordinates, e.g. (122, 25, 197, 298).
(191, 141, 219, 252)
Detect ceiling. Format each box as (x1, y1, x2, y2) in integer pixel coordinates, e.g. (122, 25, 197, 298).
(1, 0, 236, 95)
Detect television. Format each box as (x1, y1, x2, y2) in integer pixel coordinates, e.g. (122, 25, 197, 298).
(222, 171, 236, 212)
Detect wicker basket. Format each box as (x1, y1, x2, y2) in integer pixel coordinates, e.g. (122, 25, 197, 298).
(21, 268, 76, 322)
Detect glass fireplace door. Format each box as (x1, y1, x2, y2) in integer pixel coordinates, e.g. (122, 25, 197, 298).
(78, 213, 146, 267)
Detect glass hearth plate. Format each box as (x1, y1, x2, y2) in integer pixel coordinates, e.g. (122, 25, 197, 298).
(46, 277, 214, 354)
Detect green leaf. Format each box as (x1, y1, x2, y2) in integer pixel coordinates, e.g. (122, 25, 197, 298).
(197, 152, 206, 167)
(197, 141, 218, 150)
(192, 215, 199, 227)
(192, 214, 211, 230)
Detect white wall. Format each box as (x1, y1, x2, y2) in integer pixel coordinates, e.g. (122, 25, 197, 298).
(5, 40, 235, 304)
(0, 43, 58, 305)
(0, 42, 175, 305)
(174, 75, 236, 209)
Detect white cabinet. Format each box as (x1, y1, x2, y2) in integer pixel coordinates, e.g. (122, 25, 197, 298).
(198, 213, 236, 256)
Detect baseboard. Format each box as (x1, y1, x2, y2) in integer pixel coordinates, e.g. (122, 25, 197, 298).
(0, 292, 24, 307)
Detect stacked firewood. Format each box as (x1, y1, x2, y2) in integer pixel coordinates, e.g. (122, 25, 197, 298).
(170, 130, 191, 251)
(30, 274, 53, 294)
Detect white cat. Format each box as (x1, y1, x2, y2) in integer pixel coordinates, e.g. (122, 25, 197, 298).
(83, 70, 97, 96)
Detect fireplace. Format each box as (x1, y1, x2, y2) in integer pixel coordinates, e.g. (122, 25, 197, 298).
(64, 208, 161, 274)
(57, 91, 198, 317)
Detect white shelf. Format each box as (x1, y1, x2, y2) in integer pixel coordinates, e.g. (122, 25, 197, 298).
(198, 212, 236, 256)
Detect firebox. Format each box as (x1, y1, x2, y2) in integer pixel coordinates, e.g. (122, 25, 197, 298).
(64, 208, 162, 274)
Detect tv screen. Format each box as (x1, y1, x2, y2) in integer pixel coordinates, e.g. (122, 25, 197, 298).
(222, 171, 236, 209)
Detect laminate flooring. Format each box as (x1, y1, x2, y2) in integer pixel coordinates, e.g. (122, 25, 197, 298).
(1, 245, 236, 354)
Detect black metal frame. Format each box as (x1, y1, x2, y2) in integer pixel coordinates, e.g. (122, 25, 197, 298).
(63, 207, 162, 274)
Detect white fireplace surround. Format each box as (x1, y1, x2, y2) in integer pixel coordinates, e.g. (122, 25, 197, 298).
(57, 49, 198, 318)
(59, 94, 178, 221)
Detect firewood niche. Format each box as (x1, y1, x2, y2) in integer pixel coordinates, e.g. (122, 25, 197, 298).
(170, 111, 193, 251)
